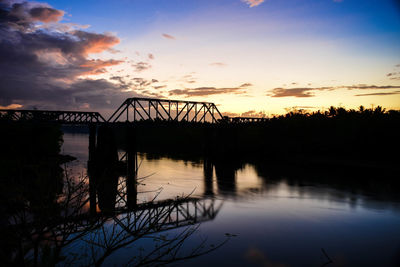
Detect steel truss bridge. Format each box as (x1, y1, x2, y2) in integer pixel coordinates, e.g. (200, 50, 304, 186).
(0, 97, 266, 124)
(108, 97, 224, 123)
(0, 109, 105, 124)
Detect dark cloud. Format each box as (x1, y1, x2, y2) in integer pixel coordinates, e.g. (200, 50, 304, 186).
(179, 74, 197, 84)
(269, 87, 328, 98)
(153, 85, 167, 89)
(209, 62, 226, 67)
(162, 33, 175, 40)
(386, 72, 400, 80)
(240, 110, 266, 117)
(0, 1, 64, 31)
(221, 111, 240, 117)
(386, 72, 397, 77)
(131, 61, 151, 72)
(355, 91, 400, 96)
(268, 85, 400, 97)
(140, 90, 164, 98)
(346, 84, 400, 90)
(240, 83, 252, 87)
(0, 0, 134, 110)
(29, 6, 64, 23)
(130, 77, 160, 89)
(168, 83, 251, 97)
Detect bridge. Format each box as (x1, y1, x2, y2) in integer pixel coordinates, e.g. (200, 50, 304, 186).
(0, 97, 265, 124)
(108, 97, 225, 123)
(0, 109, 105, 124)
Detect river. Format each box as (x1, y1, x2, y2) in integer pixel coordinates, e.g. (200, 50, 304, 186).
(60, 132, 400, 266)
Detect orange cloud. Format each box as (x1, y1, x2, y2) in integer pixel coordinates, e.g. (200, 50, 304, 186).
(242, 0, 265, 8)
(162, 33, 176, 40)
(0, 104, 23, 110)
(73, 31, 120, 55)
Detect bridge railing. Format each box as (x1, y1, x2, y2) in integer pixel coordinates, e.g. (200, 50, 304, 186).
(0, 109, 106, 124)
(108, 97, 225, 123)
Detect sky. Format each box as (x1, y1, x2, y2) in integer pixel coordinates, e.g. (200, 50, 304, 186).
(0, 0, 399, 117)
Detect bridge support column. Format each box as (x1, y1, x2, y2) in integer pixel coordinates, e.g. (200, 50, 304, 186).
(88, 124, 97, 215)
(126, 125, 137, 209)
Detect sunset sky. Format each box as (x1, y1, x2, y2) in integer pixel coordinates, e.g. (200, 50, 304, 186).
(0, 0, 399, 116)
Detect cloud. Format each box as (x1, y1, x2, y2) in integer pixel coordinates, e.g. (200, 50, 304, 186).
(148, 53, 154, 60)
(269, 87, 329, 98)
(179, 74, 197, 84)
(210, 62, 226, 67)
(268, 85, 400, 97)
(222, 111, 240, 117)
(242, 0, 265, 8)
(168, 83, 251, 97)
(153, 85, 167, 89)
(346, 84, 400, 90)
(241, 110, 267, 117)
(29, 6, 64, 23)
(1, 1, 64, 31)
(0, 103, 23, 110)
(129, 77, 160, 89)
(0, 0, 131, 110)
(73, 30, 120, 54)
(131, 61, 152, 72)
(386, 72, 400, 80)
(355, 91, 400, 96)
(162, 33, 176, 40)
(240, 83, 253, 87)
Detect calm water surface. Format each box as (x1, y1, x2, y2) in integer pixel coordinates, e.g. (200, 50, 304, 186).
(62, 132, 400, 266)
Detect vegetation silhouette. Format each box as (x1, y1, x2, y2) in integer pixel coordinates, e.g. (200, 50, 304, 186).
(112, 105, 399, 168)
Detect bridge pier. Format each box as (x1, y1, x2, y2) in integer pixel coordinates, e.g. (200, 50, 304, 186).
(88, 124, 97, 215)
(126, 125, 137, 209)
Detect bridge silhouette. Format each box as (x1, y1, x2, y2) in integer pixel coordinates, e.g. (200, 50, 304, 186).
(0, 97, 265, 124)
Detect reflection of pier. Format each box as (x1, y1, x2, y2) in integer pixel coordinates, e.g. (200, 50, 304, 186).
(88, 135, 222, 234)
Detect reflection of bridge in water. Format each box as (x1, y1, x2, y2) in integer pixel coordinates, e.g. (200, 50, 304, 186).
(87, 148, 227, 234)
(113, 197, 221, 234)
